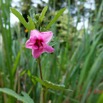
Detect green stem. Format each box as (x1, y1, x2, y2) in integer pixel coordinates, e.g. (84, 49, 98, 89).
(37, 57, 43, 80)
(37, 57, 45, 103)
(40, 88, 45, 103)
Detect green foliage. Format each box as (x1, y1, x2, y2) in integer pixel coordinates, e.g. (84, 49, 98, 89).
(12, 51, 21, 76)
(0, 88, 34, 103)
(98, 94, 103, 103)
(45, 8, 66, 30)
(11, 7, 65, 31)
(38, 6, 48, 25)
(11, 8, 29, 30)
(0, 0, 103, 103)
(31, 75, 67, 91)
(27, 16, 35, 30)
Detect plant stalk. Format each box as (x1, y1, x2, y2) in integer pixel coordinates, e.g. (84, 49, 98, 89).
(37, 57, 45, 103)
(37, 57, 43, 80)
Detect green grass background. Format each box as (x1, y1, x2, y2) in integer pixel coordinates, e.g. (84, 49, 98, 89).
(0, 0, 103, 103)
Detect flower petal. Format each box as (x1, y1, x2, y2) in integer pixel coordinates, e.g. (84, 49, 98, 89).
(30, 30, 40, 38)
(43, 44, 54, 53)
(26, 29, 54, 58)
(25, 39, 34, 49)
(41, 31, 53, 43)
(32, 49, 43, 58)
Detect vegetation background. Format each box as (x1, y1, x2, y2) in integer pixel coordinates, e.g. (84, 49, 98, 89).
(0, 0, 103, 103)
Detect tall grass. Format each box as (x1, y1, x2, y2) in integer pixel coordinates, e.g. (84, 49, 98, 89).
(0, 0, 103, 103)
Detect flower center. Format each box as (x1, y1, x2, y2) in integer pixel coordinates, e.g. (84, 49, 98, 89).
(35, 39, 43, 48)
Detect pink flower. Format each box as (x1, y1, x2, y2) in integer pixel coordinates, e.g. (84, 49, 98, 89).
(25, 30, 54, 58)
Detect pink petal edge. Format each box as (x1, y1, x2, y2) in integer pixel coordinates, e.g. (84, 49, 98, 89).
(25, 39, 34, 49)
(43, 44, 54, 53)
(30, 30, 40, 38)
(41, 31, 53, 43)
(32, 49, 43, 58)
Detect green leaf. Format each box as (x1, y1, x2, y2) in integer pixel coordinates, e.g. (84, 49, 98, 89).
(0, 88, 34, 103)
(45, 8, 66, 30)
(97, 94, 103, 103)
(32, 76, 45, 86)
(11, 8, 28, 29)
(20, 70, 27, 76)
(38, 6, 48, 25)
(43, 80, 65, 91)
(12, 51, 21, 76)
(21, 92, 34, 103)
(81, 52, 103, 103)
(27, 16, 35, 31)
(32, 76, 72, 92)
(78, 32, 103, 87)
